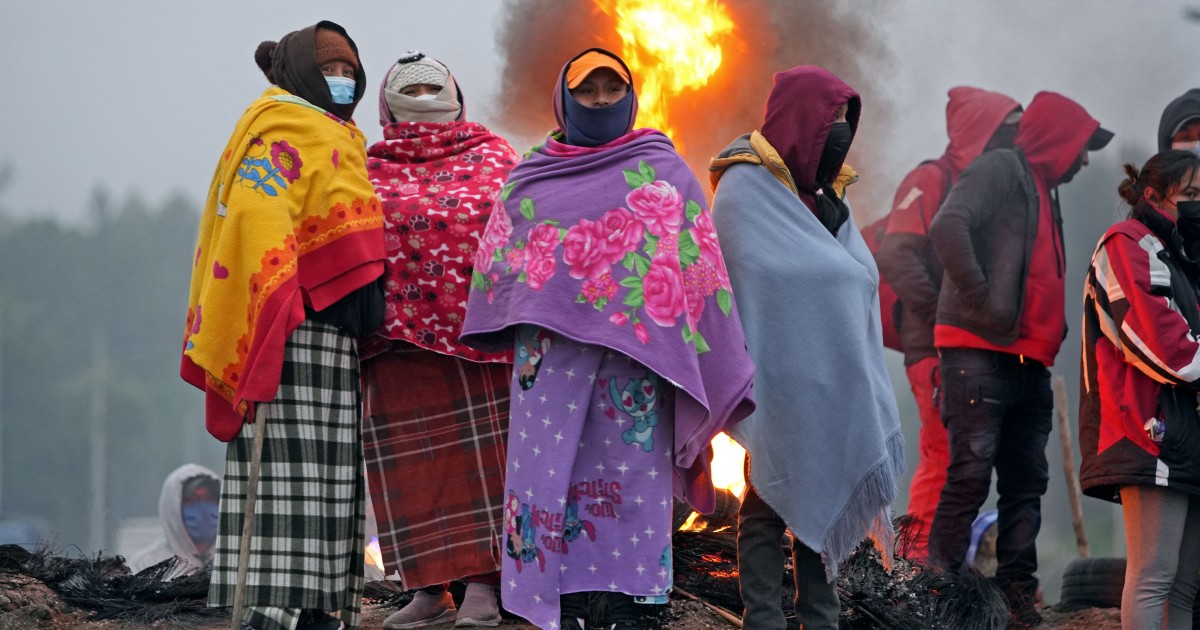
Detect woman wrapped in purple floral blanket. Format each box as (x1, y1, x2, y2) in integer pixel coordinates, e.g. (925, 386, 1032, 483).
(460, 48, 755, 630)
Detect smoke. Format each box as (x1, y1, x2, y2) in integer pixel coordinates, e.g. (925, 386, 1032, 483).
(493, 0, 898, 217)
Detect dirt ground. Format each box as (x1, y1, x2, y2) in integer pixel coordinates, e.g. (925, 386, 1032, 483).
(0, 574, 1125, 630)
(0, 576, 734, 630)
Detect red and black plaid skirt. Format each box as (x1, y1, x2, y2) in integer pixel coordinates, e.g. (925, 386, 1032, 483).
(362, 346, 511, 588)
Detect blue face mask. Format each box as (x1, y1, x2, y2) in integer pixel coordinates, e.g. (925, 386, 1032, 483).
(562, 85, 635, 148)
(326, 76, 356, 105)
(181, 501, 219, 548)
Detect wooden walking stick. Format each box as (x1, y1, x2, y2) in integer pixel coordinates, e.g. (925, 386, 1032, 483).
(1053, 375, 1089, 558)
(231, 404, 269, 630)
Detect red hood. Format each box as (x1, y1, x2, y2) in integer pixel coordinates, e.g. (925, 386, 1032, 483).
(943, 86, 1021, 171)
(1015, 91, 1101, 186)
(760, 66, 860, 202)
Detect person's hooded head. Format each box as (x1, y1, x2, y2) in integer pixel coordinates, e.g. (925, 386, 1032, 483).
(1159, 89, 1200, 154)
(759, 65, 860, 234)
(158, 464, 221, 564)
(552, 48, 638, 148)
(942, 86, 1022, 171)
(378, 51, 465, 126)
(1015, 91, 1112, 187)
(253, 20, 365, 122)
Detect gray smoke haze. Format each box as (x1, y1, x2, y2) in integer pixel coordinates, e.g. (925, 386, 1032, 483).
(493, 0, 898, 214)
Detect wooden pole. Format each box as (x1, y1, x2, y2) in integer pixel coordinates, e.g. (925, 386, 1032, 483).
(0, 305, 5, 519)
(1053, 375, 1089, 558)
(231, 405, 268, 630)
(674, 586, 744, 628)
(88, 330, 108, 554)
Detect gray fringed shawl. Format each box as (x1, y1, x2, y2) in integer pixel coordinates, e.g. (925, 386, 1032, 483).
(712, 161, 904, 579)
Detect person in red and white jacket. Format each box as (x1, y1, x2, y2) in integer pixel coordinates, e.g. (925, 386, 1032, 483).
(1080, 149, 1200, 629)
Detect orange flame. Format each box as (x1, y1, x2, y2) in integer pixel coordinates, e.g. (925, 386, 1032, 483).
(365, 536, 385, 575)
(709, 431, 746, 499)
(598, 0, 735, 150)
(679, 432, 746, 531)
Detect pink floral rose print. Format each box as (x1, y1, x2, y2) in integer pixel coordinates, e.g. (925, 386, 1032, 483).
(634, 322, 650, 344)
(684, 283, 706, 332)
(689, 211, 722, 267)
(683, 258, 728, 296)
(641, 256, 686, 327)
(526, 222, 561, 253)
(563, 209, 645, 280)
(596, 207, 645, 258)
(562, 220, 613, 280)
(581, 272, 618, 304)
(506, 248, 525, 270)
(627, 180, 683, 237)
(523, 223, 561, 290)
(470, 159, 736, 355)
(474, 208, 513, 272)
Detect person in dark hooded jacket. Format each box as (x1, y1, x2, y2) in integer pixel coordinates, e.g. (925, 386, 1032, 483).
(1159, 88, 1200, 154)
(875, 86, 1021, 561)
(927, 91, 1111, 629)
(710, 66, 904, 630)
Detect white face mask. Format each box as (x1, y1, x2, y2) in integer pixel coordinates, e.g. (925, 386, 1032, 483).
(414, 93, 439, 101)
(1173, 140, 1200, 157)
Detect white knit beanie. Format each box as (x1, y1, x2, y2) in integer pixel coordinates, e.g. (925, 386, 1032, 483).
(385, 53, 449, 92)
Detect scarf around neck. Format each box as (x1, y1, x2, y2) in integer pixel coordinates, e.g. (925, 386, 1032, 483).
(378, 58, 464, 125)
(182, 87, 385, 441)
(553, 48, 639, 148)
(460, 129, 756, 513)
(364, 119, 518, 362)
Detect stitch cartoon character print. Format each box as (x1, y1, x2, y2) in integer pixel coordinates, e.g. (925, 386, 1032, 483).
(498, 326, 675, 630)
(609, 374, 661, 452)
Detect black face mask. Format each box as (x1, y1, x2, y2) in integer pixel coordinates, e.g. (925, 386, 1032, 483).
(817, 122, 853, 184)
(1176, 200, 1200, 261)
(984, 123, 1019, 152)
(1059, 153, 1085, 184)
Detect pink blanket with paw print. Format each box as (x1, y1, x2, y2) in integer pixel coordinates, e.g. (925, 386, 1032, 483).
(364, 119, 518, 362)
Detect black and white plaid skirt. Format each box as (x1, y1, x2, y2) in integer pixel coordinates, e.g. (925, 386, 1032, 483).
(209, 320, 365, 630)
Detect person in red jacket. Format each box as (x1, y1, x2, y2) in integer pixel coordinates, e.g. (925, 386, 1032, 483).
(876, 87, 1021, 561)
(927, 91, 1112, 630)
(1080, 150, 1200, 629)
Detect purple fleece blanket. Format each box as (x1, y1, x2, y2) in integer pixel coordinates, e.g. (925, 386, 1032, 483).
(462, 129, 755, 514)
(461, 128, 754, 628)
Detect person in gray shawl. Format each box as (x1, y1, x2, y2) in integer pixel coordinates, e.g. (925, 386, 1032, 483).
(708, 65, 904, 630)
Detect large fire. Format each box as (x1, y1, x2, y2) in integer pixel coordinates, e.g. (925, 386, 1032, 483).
(598, 0, 735, 151)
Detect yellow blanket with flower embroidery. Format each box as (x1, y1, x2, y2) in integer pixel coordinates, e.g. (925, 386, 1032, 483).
(182, 86, 384, 441)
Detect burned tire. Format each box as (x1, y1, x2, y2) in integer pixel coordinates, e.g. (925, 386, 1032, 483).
(1060, 556, 1125, 609)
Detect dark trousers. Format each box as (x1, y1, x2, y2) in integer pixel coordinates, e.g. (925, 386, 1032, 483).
(928, 348, 1052, 600)
(738, 471, 840, 630)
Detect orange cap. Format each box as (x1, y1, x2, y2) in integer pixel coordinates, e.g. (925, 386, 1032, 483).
(566, 51, 631, 89)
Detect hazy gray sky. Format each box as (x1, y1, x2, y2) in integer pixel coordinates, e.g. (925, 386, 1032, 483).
(0, 1, 509, 222)
(0, 1, 1197, 223)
